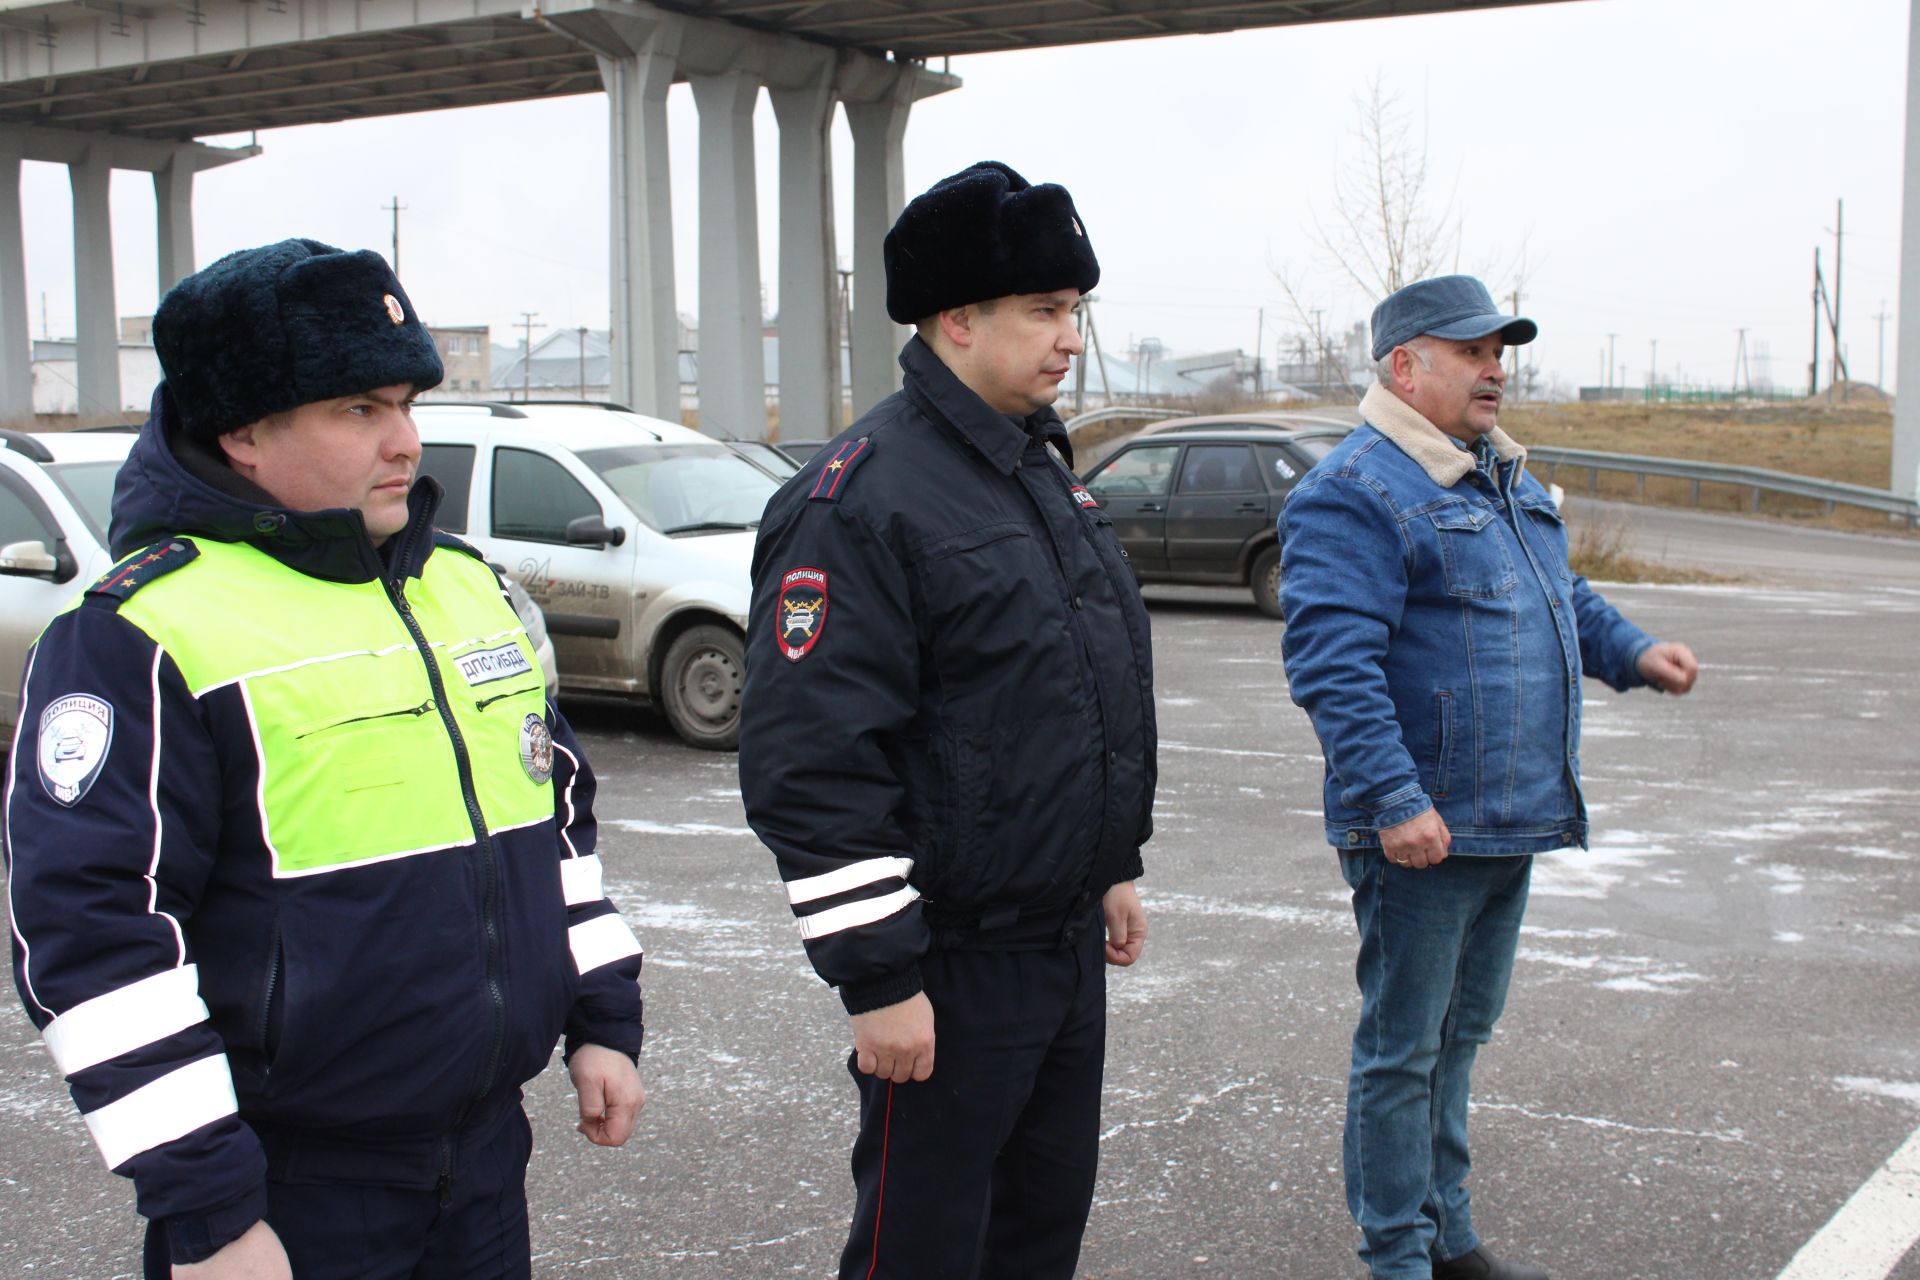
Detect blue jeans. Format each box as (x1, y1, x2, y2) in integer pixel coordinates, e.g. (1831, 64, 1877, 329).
(1339, 850, 1532, 1280)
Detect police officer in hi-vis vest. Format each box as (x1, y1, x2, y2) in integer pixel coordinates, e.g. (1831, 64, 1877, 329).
(739, 162, 1157, 1280)
(5, 240, 646, 1280)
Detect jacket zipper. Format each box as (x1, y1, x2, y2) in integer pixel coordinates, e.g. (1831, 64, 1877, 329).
(381, 519, 508, 1196)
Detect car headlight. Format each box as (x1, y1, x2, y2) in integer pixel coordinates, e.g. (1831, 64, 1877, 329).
(504, 577, 550, 650)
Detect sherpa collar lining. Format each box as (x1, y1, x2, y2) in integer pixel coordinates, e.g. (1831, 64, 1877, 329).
(1357, 383, 1526, 487)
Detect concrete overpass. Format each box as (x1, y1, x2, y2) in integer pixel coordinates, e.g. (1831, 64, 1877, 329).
(0, 0, 1915, 497)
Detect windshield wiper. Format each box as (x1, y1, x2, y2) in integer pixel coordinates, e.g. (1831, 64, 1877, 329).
(661, 520, 758, 535)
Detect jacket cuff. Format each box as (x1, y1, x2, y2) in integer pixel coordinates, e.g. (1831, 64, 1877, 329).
(839, 967, 924, 1016)
(1117, 850, 1144, 883)
(161, 1182, 270, 1266)
(1367, 783, 1432, 833)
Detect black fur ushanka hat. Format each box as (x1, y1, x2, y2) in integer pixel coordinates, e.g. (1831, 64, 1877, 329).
(883, 161, 1100, 324)
(154, 238, 444, 441)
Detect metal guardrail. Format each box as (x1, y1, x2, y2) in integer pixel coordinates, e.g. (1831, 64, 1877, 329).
(1059, 410, 1919, 527)
(1527, 446, 1920, 528)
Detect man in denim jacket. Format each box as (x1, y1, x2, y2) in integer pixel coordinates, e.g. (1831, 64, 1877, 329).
(1279, 276, 1698, 1280)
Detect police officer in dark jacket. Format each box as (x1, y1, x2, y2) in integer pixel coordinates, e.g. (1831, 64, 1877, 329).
(738, 161, 1156, 1280)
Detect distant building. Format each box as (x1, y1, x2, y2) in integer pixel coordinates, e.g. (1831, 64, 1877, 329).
(28, 329, 160, 418)
(423, 325, 490, 398)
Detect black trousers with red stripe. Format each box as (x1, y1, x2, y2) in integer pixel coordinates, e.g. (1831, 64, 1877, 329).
(839, 915, 1108, 1280)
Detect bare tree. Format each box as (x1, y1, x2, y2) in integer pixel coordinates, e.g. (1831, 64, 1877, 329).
(1318, 75, 1460, 298)
(1276, 74, 1539, 403)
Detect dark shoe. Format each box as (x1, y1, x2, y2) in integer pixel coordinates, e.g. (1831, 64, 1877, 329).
(1433, 1244, 1549, 1280)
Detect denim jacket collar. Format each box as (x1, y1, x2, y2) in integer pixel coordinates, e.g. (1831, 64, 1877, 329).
(899, 335, 1068, 475)
(1357, 383, 1526, 488)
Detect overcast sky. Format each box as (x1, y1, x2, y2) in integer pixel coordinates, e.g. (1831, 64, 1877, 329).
(15, 0, 1912, 397)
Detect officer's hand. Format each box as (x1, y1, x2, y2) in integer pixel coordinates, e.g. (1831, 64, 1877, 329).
(173, 1219, 291, 1279)
(570, 1043, 647, 1147)
(1380, 808, 1451, 870)
(1637, 641, 1700, 695)
(1102, 880, 1147, 966)
(851, 993, 935, 1083)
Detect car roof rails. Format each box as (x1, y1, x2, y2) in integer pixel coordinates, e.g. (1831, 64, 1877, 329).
(515, 399, 637, 413)
(0, 428, 54, 462)
(418, 400, 528, 418)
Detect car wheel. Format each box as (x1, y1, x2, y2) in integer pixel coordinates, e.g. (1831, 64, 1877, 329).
(1250, 544, 1283, 619)
(659, 624, 745, 751)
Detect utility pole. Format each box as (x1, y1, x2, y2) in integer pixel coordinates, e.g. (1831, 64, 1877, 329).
(381, 196, 406, 276)
(1833, 199, 1844, 396)
(518, 311, 540, 402)
(578, 326, 589, 401)
(1876, 301, 1890, 389)
(1606, 333, 1618, 393)
(1733, 329, 1751, 397)
(1507, 287, 1522, 384)
(1310, 309, 1325, 396)
(1254, 307, 1265, 400)
(1811, 248, 1822, 398)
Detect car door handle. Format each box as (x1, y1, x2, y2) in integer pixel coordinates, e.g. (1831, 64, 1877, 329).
(1235, 502, 1264, 512)
(1138, 502, 1165, 512)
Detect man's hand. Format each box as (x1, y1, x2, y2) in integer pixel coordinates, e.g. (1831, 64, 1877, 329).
(569, 1043, 646, 1147)
(1102, 880, 1147, 966)
(173, 1220, 290, 1279)
(1380, 808, 1451, 870)
(1637, 641, 1700, 695)
(851, 992, 935, 1083)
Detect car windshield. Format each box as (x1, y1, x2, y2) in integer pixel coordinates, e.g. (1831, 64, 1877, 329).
(45, 460, 123, 543)
(577, 443, 780, 535)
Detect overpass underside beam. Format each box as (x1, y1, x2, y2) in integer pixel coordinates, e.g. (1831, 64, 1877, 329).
(0, 122, 255, 420)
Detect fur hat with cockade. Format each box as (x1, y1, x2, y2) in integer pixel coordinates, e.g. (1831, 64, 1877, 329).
(153, 238, 444, 442)
(884, 161, 1100, 324)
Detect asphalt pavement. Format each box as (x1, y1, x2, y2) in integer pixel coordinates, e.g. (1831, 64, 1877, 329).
(2, 563, 1917, 1278)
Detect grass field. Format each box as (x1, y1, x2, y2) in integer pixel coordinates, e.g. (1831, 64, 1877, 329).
(1499, 399, 1909, 537)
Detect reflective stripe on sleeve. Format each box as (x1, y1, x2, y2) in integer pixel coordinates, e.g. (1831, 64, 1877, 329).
(81, 1054, 238, 1171)
(785, 856, 915, 906)
(796, 886, 921, 941)
(43, 965, 210, 1077)
(559, 854, 605, 907)
(568, 913, 643, 976)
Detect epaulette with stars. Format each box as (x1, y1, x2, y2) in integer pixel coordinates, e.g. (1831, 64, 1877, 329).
(806, 435, 875, 503)
(82, 538, 200, 610)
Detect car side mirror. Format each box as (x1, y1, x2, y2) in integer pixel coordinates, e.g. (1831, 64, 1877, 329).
(564, 515, 626, 549)
(0, 539, 62, 580)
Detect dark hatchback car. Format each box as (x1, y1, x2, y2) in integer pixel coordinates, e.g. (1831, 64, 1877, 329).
(1077, 422, 1345, 617)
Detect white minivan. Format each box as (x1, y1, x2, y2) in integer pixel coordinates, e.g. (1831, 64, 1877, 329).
(412, 402, 776, 751)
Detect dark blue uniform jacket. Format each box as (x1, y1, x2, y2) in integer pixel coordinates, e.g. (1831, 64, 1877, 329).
(738, 338, 1157, 1015)
(5, 389, 643, 1264)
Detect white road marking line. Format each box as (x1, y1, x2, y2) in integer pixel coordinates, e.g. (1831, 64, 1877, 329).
(1775, 1123, 1920, 1279)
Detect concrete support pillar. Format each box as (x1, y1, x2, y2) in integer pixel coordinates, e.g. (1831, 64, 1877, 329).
(690, 69, 766, 440)
(599, 39, 680, 419)
(0, 135, 30, 421)
(70, 145, 122, 419)
(155, 153, 195, 295)
(769, 63, 841, 440)
(846, 83, 913, 415)
(1895, 0, 1920, 500)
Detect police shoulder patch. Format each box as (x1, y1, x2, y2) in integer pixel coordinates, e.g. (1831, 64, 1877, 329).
(37, 693, 113, 806)
(805, 436, 874, 503)
(776, 567, 828, 661)
(83, 539, 199, 609)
